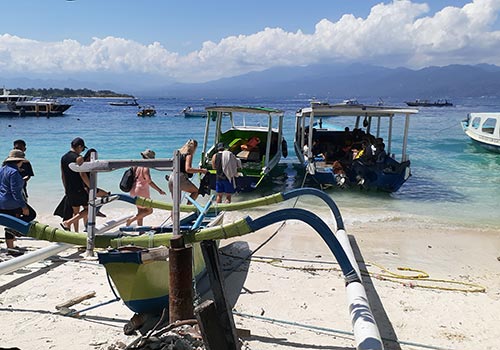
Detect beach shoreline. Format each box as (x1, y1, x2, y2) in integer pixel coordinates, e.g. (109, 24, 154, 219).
(0, 202, 499, 349)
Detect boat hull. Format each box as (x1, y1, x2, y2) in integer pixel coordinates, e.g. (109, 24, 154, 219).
(183, 111, 206, 118)
(303, 158, 410, 192)
(461, 113, 500, 153)
(98, 241, 208, 314)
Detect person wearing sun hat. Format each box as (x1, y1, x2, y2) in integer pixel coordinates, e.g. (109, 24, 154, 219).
(0, 149, 37, 255)
(126, 149, 166, 227)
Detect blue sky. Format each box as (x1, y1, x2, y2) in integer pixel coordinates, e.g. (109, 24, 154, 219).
(0, 0, 498, 85)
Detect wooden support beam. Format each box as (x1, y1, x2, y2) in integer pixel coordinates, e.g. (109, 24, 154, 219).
(201, 240, 240, 350)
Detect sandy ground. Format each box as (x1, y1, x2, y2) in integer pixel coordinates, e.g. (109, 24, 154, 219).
(0, 207, 499, 350)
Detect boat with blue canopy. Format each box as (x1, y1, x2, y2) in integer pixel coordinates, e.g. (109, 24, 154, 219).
(294, 101, 418, 192)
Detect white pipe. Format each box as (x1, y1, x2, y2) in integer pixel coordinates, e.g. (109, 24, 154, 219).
(0, 215, 131, 275)
(336, 229, 383, 350)
(0, 242, 72, 276)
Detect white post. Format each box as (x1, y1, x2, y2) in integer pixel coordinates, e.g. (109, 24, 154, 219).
(336, 228, 383, 350)
(86, 151, 97, 257)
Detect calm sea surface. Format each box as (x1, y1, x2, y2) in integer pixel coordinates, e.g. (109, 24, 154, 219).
(1, 96, 499, 229)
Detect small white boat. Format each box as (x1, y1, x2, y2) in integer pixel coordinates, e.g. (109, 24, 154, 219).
(109, 99, 139, 106)
(461, 113, 500, 153)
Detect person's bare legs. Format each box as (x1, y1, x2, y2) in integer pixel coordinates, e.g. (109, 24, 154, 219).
(127, 207, 153, 227)
(215, 193, 223, 203)
(62, 206, 88, 231)
(224, 194, 232, 203)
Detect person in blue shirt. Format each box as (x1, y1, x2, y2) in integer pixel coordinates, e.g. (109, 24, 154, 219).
(0, 149, 37, 255)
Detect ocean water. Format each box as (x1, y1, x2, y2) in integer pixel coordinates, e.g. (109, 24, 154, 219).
(1, 96, 499, 229)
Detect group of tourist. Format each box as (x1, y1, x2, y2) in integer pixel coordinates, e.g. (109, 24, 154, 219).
(1, 136, 242, 254)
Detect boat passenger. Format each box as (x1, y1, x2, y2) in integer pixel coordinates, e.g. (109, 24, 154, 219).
(240, 136, 261, 152)
(168, 139, 208, 205)
(211, 143, 241, 203)
(126, 149, 166, 227)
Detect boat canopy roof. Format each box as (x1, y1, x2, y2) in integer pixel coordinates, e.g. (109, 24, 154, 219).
(297, 102, 418, 118)
(205, 105, 284, 115)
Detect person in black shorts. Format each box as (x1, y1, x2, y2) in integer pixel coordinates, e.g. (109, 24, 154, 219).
(60, 137, 88, 232)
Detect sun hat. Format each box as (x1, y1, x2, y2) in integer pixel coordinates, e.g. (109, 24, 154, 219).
(217, 142, 225, 151)
(5, 149, 26, 162)
(71, 137, 87, 149)
(141, 149, 156, 159)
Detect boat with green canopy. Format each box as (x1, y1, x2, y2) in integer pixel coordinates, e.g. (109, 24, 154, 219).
(200, 105, 287, 191)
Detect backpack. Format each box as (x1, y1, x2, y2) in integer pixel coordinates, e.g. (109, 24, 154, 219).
(119, 167, 135, 192)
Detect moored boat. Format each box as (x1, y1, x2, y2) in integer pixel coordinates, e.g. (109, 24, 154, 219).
(182, 106, 206, 118)
(109, 98, 139, 106)
(0, 88, 71, 116)
(461, 113, 500, 153)
(294, 101, 418, 192)
(405, 99, 453, 107)
(200, 105, 287, 191)
(137, 105, 156, 117)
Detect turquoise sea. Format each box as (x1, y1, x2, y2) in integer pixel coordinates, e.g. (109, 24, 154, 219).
(1, 96, 499, 229)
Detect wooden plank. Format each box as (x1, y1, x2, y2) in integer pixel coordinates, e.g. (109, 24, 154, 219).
(195, 299, 232, 350)
(55, 291, 96, 310)
(201, 240, 240, 350)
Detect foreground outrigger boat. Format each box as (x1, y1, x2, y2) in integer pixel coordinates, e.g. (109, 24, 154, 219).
(461, 113, 500, 153)
(0, 154, 384, 350)
(200, 105, 287, 191)
(295, 101, 418, 192)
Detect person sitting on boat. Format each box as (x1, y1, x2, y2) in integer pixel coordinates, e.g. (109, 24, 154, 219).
(374, 140, 387, 164)
(240, 136, 261, 152)
(211, 143, 242, 203)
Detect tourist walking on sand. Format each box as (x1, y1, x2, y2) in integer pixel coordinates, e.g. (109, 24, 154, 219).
(168, 139, 207, 204)
(0, 149, 37, 256)
(126, 149, 166, 227)
(211, 142, 241, 203)
(60, 137, 88, 232)
(13, 139, 34, 200)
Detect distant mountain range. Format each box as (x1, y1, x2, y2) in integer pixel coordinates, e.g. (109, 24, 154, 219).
(149, 63, 500, 100)
(3, 63, 500, 99)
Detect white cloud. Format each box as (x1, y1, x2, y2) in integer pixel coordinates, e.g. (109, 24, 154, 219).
(0, 0, 500, 83)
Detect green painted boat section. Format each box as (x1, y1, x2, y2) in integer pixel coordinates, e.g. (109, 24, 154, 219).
(105, 260, 170, 301)
(135, 192, 284, 212)
(26, 217, 254, 249)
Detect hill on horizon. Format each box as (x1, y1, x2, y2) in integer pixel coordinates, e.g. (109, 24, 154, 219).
(4, 63, 500, 99)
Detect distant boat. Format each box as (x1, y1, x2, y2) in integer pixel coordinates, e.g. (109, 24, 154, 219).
(137, 105, 156, 117)
(181, 106, 206, 118)
(405, 99, 453, 107)
(109, 99, 139, 106)
(0, 88, 71, 116)
(461, 113, 500, 153)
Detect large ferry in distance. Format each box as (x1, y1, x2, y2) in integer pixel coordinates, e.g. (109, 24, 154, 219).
(0, 88, 72, 116)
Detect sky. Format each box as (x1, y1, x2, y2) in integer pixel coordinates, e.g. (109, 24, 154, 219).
(1, 0, 499, 85)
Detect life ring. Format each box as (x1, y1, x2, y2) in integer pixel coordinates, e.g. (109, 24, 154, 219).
(282, 139, 288, 158)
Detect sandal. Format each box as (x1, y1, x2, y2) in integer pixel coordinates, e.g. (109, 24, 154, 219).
(7, 248, 24, 257)
(60, 223, 70, 231)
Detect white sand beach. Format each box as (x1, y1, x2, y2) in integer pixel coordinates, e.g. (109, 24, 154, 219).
(0, 206, 499, 350)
